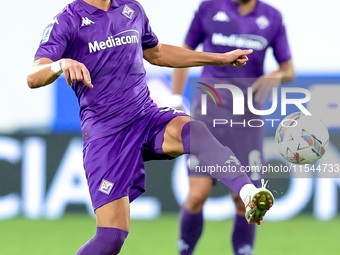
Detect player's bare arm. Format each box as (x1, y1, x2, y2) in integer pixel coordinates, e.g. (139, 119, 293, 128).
(143, 43, 253, 68)
(27, 58, 93, 89)
(171, 43, 193, 96)
(170, 43, 252, 108)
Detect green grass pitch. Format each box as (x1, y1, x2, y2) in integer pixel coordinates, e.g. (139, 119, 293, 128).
(0, 214, 338, 254)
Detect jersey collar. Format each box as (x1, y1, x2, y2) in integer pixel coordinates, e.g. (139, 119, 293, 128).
(77, 0, 120, 14)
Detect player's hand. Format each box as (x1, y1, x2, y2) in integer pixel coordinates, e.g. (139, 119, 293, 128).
(221, 49, 253, 68)
(252, 72, 283, 103)
(59, 59, 93, 88)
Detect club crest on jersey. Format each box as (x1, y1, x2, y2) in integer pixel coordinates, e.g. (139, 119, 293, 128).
(41, 26, 53, 43)
(256, 15, 270, 30)
(122, 4, 135, 19)
(99, 179, 114, 195)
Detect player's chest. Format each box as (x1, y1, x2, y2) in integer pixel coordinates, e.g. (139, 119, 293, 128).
(75, 12, 143, 52)
(204, 10, 274, 51)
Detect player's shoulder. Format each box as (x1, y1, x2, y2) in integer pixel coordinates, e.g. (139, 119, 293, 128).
(198, 0, 219, 10)
(116, 0, 144, 12)
(257, 1, 283, 20)
(49, 1, 82, 28)
(51, 0, 108, 30)
(194, 0, 222, 16)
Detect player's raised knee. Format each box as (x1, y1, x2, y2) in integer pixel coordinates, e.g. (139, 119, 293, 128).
(76, 227, 128, 255)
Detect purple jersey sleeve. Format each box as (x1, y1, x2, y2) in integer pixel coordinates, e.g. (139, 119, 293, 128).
(271, 17, 291, 63)
(184, 1, 207, 50)
(34, 11, 74, 61)
(134, 2, 158, 50)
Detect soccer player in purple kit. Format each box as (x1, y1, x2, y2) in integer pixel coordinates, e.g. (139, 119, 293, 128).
(172, 0, 294, 254)
(27, 0, 274, 254)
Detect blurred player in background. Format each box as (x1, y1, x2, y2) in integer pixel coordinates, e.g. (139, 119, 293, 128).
(172, 0, 294, 254)
(27, 0, 275, 254)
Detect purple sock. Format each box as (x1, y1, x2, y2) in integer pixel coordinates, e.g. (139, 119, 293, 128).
(178, 206, 203, 255)
(232, 214, 256, 255)
(76, 227, 128, 255)
(181, 121, 252, 194)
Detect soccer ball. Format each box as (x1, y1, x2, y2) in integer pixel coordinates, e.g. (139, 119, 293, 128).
(275, 111, 329, 164)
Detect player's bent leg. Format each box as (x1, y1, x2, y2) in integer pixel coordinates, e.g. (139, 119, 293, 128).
(163, 118, 274, 223)
(96, 196, 130, 230)
(163, 118, 252, 193)
(76, 196, 130, 255)
(179, 177, 213, 255)
(231, 191, 256, 255)
(162, 115, 191, 157)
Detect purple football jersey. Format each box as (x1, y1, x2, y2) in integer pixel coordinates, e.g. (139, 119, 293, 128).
(34, 0, 159, 146)
(186, 0, 291, 81)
